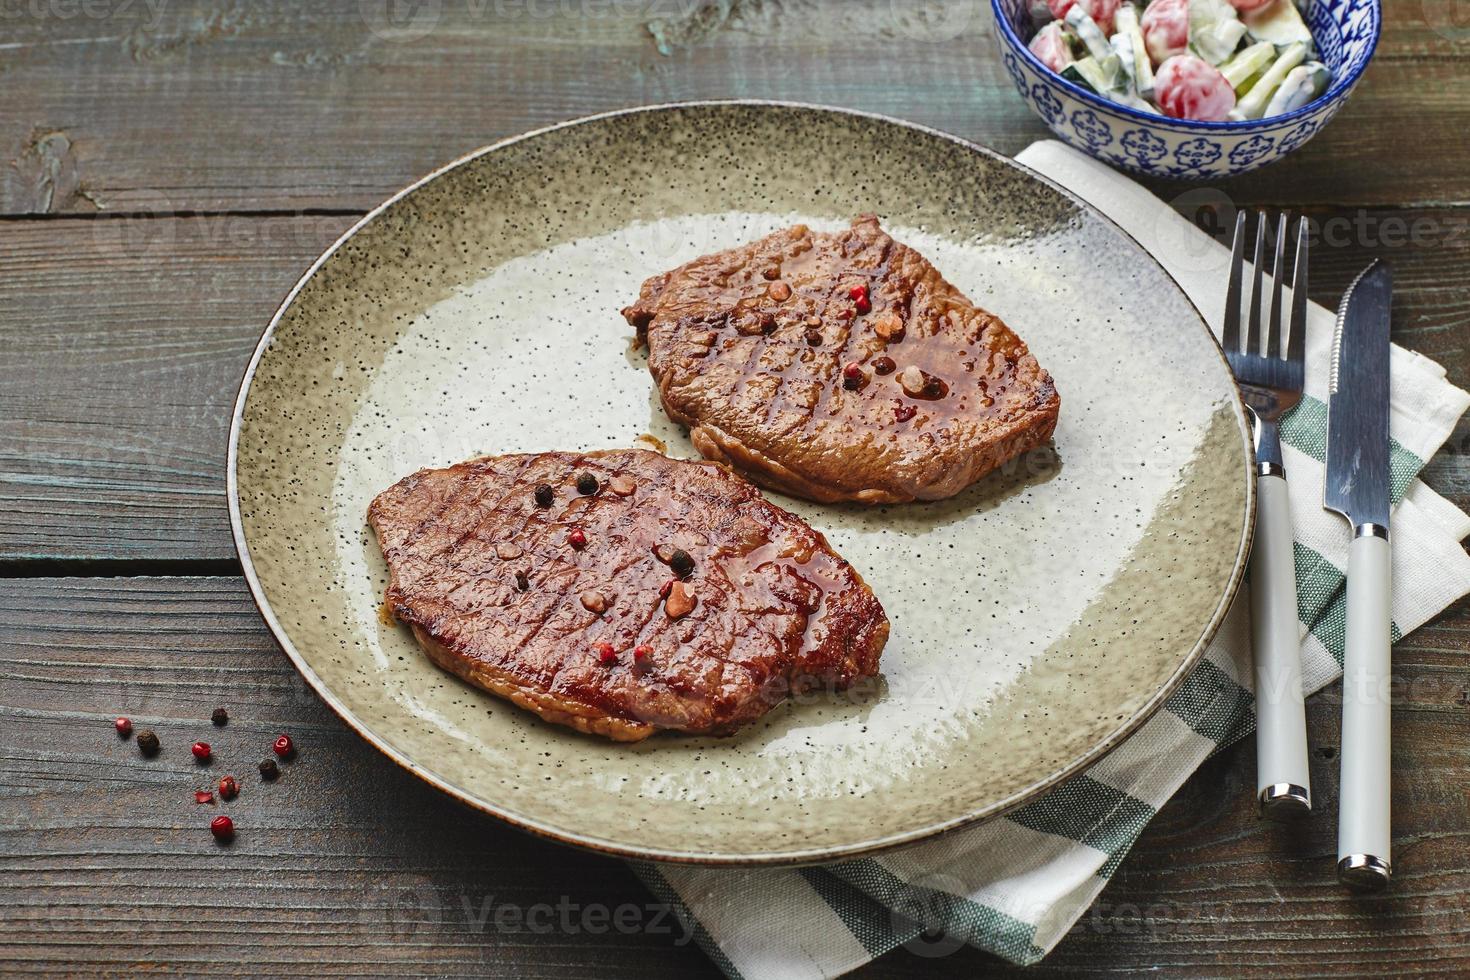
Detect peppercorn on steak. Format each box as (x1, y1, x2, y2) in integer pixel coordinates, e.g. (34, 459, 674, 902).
(621, 215, 1060, 504)
(367, 449, 888, 741)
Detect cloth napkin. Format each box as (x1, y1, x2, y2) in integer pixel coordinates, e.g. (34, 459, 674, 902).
(632, 141, 1470, 979)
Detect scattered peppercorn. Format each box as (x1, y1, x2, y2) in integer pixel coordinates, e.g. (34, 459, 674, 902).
(114, 717, 133, 738)
(669, 548, 695, 579)
(804, 328, 823, 347)
(849, 285, 872, 315)
(664, 581, 697, 619)
(894, 404, 917, 423)
(211, 707, 229, 727)
(191, 741, 212, 763)
(210, 814, 235, 843)
(218, 775, 239, 801)
(897, 365, 927, 397)
(872, 356, 896, 375)
(872, 311, 905, 341)
(758, 312, 777, 335)
(847, 284, 868, 302)
(576, 472, 600, 496)
(842, 362, 865, 391)
(580, 590, 609, 614)
(593, 642, 617, 665)
(495, 542, 524, 560)
(534, 483, 555, 508)
(514, 570, 530, 592)
(195, 790, 214, 805)
(136, 730, 160, 756)
(633, 645, 652, 660)
(272, 734, 295, 759)
(258, 758, 280, 781)
(608, 474, 637, 497)
(767, 280, 791, 302)
(568, 528, 588, 550)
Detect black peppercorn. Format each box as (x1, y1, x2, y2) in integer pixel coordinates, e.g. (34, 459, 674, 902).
(515, 570, 530, 592)
(872, 356, 896, 376)
(534, 483, 554, 508)
(136, 729, 160, 757)
(576, 472, 599, 496)
(669, 548, 695, 579)
(258, 758, 279, 781)
(211, 707, 228, 726)
(805, 328, 823, 347)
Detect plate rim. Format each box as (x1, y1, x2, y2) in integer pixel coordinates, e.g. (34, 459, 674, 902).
(227, 99, 1256, 866)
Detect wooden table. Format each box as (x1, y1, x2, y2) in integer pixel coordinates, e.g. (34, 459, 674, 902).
(2, 1, 1467, 975)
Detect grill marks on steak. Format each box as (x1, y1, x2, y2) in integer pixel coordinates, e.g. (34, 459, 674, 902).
(367, 450, 888, 741)
(622, 215, 1060, 504)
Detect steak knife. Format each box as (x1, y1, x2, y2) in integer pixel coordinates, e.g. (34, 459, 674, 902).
(1324, 260, 1393, 890)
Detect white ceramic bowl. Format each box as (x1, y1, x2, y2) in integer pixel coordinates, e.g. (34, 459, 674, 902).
(992, 0, 1381, 177)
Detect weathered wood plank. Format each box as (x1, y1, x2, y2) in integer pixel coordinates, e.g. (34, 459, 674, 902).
(0, 213, 356, 561)
(3, 207, 1465, 563)
(0, 576, 720, 978)
(0, 0, 1465, 217)
(0, 577, 1466, 976)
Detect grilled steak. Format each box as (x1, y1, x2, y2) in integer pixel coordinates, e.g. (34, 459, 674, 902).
(367, 449, 888, 741)
(622, 215, 1060, 504)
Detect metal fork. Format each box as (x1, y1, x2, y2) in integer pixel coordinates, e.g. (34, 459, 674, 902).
(1224, 211, 1311, 818)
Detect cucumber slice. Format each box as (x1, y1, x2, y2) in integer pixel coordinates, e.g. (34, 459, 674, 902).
(1064, 53, 1127, 94)
(1264, 60, 1332, 115)
(1111, 31, 1137, 84)
(1064, 6, 1114, 60)
(1220, 40, 1276, 90)
(1061, 59, 1103, 93)
(1231, 41, 1308, 118)
(1114, 4, 1155, 97)
(1188, 0, 1248, 65)
(1243, 0, 1313, 48)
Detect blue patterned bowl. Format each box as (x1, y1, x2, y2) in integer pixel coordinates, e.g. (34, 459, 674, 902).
(991, 0, 1380, 178)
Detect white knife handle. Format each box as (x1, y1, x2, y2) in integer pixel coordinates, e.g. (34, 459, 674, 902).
(1251, 473, 1311, 816)
(1338, 528, 1393, 889)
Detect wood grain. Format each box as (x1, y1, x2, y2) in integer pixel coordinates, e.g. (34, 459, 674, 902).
(0, 213, 355, 562)
(2, 206, 1466, 563)
(0, 577, 1466, 976)
(0, 0, 1466, 218)
(3, 0, 1469, 975)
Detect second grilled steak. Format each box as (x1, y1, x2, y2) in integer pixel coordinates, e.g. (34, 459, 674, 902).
(367, 449, 888, 741)
(622, 215, 1060, 504)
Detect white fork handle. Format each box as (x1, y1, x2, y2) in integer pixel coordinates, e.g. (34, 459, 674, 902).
(1251, 474, 1311, 815)
(1338, 530, 1393, 888)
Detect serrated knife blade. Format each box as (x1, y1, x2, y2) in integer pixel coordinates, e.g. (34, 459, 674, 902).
(1325, 261, 1392, 530)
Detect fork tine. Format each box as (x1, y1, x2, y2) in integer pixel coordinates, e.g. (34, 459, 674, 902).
(1246, 214, 1266, 355)
(1266, 213, 1287, 358)
(1222, 211, 1246, 355)
(1288, 216, 1308, 367)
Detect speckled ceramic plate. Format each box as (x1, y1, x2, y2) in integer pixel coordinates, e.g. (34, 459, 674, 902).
(229, 102, 1253, 865)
